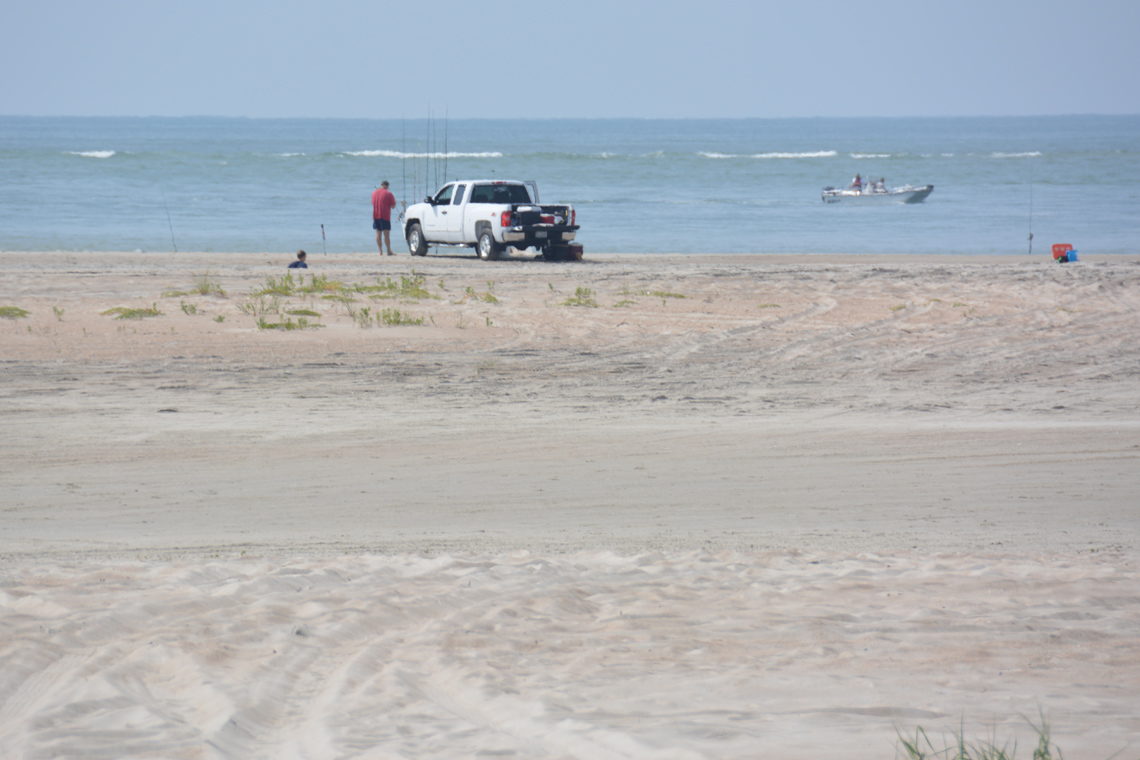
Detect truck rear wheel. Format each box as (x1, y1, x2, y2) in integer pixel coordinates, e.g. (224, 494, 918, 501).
(477, 230, 501, 261)
(407, 223, 428, 256)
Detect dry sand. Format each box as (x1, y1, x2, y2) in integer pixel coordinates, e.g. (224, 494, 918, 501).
(2, 250, 1139, 758)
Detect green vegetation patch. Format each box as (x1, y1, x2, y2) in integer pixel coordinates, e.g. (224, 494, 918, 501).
(358, 274, 435, 300)
(298, 274, 346, 294)
(464, 284, 499, 304)
(238, 296, 282, 316)
(347, 305, 426, 327)
(562, 287, 598, 307)
(256, 316, 320, 331)
(379, 308, 424, 326)
(253, 273, 348, 298)
(102, 304, 163, 320)
(253, 273, 300, 297)
(898, 715, 1062, 760)
(194, 273, 226, 296)
(619, 286, 687, 300)
(164, 272, 226, 298)
(0, 305, 30, 319)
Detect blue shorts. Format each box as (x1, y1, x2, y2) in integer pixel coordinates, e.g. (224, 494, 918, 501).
(373, 219, 391, 231)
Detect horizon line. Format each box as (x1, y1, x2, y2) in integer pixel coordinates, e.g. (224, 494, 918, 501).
(2, 112, 1138, 122)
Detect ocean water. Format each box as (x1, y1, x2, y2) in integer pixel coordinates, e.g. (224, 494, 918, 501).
(1, 115, 1137, 255)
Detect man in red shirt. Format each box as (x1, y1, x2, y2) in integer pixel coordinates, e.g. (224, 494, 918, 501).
(371, 181, 397, 255)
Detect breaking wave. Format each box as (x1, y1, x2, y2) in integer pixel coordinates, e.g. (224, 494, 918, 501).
(344, 150, 503, 159)
(68, 150, 116, 159)
(992, 151, 1043, 158)
(754, 150, 837, 159)
(699, 150, 837, 159)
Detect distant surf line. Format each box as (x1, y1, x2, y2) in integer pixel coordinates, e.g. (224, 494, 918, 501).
(698, 150, 839, 159)
(343, 150, 503, 159)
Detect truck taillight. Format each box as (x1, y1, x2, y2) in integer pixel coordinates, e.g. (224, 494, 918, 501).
(500, 211, 512, 227)
(571, 209, 576, 226)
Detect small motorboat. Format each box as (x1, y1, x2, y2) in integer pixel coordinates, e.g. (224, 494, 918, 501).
(821, 183, 934, 204)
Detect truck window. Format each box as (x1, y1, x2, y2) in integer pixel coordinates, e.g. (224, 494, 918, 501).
(434, 184, 454, 205)
(470, 184, 531, 204)
(506, 185, 532, 203)
(452, 184, 466, 205)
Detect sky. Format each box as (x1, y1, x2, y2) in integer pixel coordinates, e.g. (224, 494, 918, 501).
(3, 0, 1138, 119)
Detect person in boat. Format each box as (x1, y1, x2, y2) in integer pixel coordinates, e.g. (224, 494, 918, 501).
(850, 174, 863, 191)
(872, 177, 887, 193)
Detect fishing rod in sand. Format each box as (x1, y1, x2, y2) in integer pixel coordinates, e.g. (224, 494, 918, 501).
(160, 189, 178, 253)
(401, 118, 408, 219)
(1027, 182, 1034, 255)
(425, 108, 432, 199)
(321, 223, 327, 256)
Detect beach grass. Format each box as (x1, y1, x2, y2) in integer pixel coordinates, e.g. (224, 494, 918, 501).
(562, 286, 598, 307)
(163, 272, 226, 298)
(379, 308, 424, 326)
(896, 715, 1064, 760)
(255, 315, 319, 331)
(192, 273, 226, 296)
(357, 274, 435, 300)
(102, 304, 162, 320)
(252, 272, 357, 298)
(463, 283, 499, 304)
(0, 305, 30, 319)
(238, 295, 282, 316)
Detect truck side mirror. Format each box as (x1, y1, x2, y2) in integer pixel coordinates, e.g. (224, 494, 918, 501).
(424, 196, 434, 205)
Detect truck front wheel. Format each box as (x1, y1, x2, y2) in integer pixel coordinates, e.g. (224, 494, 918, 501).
(407, 223, 428, 256)
(477, 230, 501, 261)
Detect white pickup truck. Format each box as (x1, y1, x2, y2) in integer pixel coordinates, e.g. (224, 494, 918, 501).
(403, 180, 581, 261)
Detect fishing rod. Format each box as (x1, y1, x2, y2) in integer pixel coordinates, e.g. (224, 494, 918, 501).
(321, 223, 326, 255)
(443, 106, 449, 185)
(160, 189, 178, 253)
(1027, 182, 1034, 255)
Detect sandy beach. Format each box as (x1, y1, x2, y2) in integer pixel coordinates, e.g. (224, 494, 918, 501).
(2, 250, 1139, 759)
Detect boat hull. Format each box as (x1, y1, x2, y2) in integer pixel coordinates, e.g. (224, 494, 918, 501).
(821, 184, 934, 204)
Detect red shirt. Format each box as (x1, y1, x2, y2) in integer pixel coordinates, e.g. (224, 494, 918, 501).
(372, 187, 396, 221)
